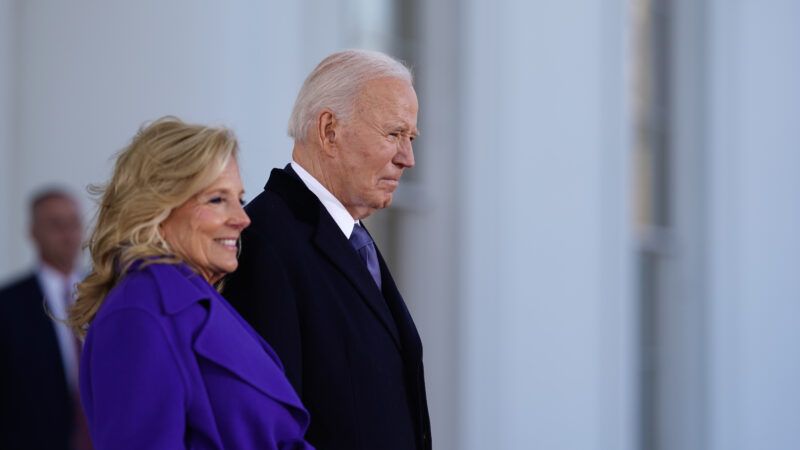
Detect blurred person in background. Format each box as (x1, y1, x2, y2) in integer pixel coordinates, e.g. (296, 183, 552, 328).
(68, 117, 314, 450)
(224, 49, 431, 450)
(0, 188, 91, 450)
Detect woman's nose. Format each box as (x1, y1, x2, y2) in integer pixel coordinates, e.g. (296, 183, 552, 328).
(229, 204, 251, 230)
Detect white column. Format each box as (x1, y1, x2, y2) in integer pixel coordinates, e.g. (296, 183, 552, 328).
(658, 0, 711, 448)
(0, 1, 16, 280)
(392, 0, 462, 449)
(459, 1, 635, 449)
(706, 1, 800, 449)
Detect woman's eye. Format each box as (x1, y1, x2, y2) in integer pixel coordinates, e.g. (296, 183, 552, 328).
(239, 198, 246, 206)
(209, 197, 224, 204)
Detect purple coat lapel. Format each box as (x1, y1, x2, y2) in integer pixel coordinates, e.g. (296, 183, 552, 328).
(149, 264, 305, 413)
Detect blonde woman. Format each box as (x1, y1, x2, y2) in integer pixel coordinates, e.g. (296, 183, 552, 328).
(70, 117, 313, 450)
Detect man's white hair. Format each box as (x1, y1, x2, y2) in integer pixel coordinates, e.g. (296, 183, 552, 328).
(288, 49, 413, 142)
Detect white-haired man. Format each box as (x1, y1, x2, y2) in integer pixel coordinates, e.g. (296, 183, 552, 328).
(224, 49, 431, 450)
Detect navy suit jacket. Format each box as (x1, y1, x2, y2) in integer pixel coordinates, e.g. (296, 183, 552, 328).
(224, 166, 432, 450)
(0, 273, 74, 450)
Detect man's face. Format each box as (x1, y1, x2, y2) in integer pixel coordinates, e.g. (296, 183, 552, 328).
(331, 77, 418, 219)
(31, 196, 83, 273)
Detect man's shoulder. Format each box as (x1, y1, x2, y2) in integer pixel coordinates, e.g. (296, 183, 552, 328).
(246, 170, 321, 231)
(0, 272, 41, 321)
(244, 188, 299, 233)
(0, 272, 39, 300)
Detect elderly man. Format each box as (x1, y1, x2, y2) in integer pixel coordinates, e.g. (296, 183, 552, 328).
(224, 49, 431, 450)
(0, 188, 91, 450)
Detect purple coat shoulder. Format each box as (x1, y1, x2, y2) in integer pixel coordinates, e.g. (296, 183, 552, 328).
(80, 262, 314, 450)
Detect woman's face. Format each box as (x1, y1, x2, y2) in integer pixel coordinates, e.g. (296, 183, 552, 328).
(160, 158, 250, 284)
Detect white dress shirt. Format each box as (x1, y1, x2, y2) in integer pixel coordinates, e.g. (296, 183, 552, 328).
(36, 263, 82, 391)
(291, 160, 360, 238)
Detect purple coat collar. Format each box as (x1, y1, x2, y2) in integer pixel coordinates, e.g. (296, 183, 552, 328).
(143, 262, 305, 413)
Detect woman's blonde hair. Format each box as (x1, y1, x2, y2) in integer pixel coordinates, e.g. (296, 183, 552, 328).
(69, 116, 238, 337)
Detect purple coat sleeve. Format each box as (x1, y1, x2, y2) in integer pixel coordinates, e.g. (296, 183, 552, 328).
(82, 308, 187, 449)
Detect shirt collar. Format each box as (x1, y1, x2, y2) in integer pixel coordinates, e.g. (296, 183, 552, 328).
(36, 262, 81, 323)
(291, 160, 359, 238)
(37, 262, 81, 291)
(35, 262, 82, 390)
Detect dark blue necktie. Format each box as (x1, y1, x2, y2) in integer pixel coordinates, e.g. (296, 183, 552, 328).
(349, 223, 382, 290)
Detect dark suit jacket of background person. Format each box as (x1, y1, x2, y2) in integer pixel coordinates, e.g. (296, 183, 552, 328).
(0, 274, 74, 450)
(224, 165, 432, 450)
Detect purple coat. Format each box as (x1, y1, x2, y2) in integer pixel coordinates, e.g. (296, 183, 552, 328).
(79, 262, 314, 450)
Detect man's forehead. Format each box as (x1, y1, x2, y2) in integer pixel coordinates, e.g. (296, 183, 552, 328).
(357, 78, 415, 102)
(34, 195, 79, 216)
(355, 80, 417, 122)
(37, 195, 76, 206)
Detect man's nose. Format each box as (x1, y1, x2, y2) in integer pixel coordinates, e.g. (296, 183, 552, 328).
(394, 138, 415, 168)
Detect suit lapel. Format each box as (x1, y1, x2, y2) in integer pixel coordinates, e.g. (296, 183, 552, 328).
(267, 167, 402, 349)
(312, 218, 402, 348)
(193, 291, 307, 412)
(150, 263, 306, 413)
(375, 247, 422, 360)
(24, 275, 70, 386)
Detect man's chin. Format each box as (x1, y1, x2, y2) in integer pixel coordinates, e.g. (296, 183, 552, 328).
(379, 195, 394, 209)
(353, 195, 394, 219)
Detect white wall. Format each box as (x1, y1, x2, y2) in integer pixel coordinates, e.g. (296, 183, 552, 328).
(660, 0, 711, 448)
(458, 1, 636, 449)
(3, 1, 315, 279)
(0, 1, 16, 281)
(707, 1, 800, 449)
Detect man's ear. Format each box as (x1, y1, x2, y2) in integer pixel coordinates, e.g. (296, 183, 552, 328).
(317, 110, 337, 156)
